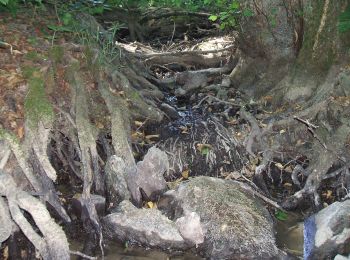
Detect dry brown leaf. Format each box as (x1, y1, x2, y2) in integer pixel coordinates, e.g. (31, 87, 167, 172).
(147, 201, 155, 209)
(17, 126, 24, 139)
(134, 120, 144, 127)
(145, 134, 159, 140)
(96, 122, 104, 129)
(322, 190, 332, 199)
(181, 170, 189, 179)
(284, 166, 293, 173)
(275, 162, 284, 170)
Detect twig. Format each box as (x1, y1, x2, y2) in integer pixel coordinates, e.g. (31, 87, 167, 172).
(0, 41, 13, 54)
(322, 162, 350, 180)
(69, 250, 97, 260)
(167, 20, 176, 50)
(235, 181, 287, 212)
(293, 116, 327, 149)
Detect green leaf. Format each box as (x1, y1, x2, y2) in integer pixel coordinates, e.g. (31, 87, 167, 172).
(275, 210, 288, 221)
(230, 1, 239, 10)
(243, 8, 254, 17)
(209, 15, 218, 21)
(62, 13, 72, 26)
(47, 24, 74, 32)
(201, 146, 210, 155)
(0, 0, 9, 5)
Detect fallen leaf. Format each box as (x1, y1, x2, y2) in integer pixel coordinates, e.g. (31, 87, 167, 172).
(322, 190, 332, 199)
(134, 120, 144, 127)
(197, 143, 212, 155)
(181, 170, 189, 179)
(17, 126, 24, 139)
(284, 166, 293, 173)
(96, 122, 104, 129)
(283, 182, 293, 187)
(279, 129, 286, 134)
(147, 201, 155, 209)
(145, 134, 159, 140)
(3, 246, 8, 260)
(179, 125, 188, 134)
(275, 162, 284, 170)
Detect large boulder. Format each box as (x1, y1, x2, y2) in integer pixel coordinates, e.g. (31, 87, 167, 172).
(102, 200, 186, 250)
(161, 176, 281, 259)
(304, 200, 350, 259)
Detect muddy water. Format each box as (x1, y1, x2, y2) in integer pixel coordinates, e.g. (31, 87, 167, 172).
(70, 240, 203, 260)
(275, 213, 304, 258)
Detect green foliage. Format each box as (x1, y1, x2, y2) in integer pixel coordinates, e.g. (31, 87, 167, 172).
(338, 6, 350, 33)
(275, 210, 288, 221)
(0, 0, 43, 15)
(0, 0, 9, 5)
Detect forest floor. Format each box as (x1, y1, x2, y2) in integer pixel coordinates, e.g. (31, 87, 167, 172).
(0, 6, 349, 260)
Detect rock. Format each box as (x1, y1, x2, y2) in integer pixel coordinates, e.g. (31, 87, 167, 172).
(164, 176, 280, 259)
(71, 194, 106, 216)
(104, 155, 130, 206)
(160, 103, 180, 120)
(335, 254, 350, 260)
(175, 211, 204, 247)
(102, 200, 186, 250)
(304, 200, 350, 259)
(126, 147, 168, 206)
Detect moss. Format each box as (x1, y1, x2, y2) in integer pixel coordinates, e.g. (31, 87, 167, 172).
(64, 60, 80, 83)
(129, 90, 141, 101)
(21, 66, 37, 79)
(0, 127, 19, 143)
(25, 51, 47, 62)
(24, 75, 54, 128)
(83, 46, 100, 75)
(49, 45, 64, 64)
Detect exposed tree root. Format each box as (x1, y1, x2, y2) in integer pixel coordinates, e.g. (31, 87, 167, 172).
(0, 171, 69, 259)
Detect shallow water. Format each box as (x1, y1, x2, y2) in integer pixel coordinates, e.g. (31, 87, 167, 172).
(275, 212, 304, 258)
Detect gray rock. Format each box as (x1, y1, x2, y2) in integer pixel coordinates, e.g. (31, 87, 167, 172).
(72, 194, 106, 216)
(304, 200, 350, 259)
(102, 200, 186, 250)
(335, 254, 350, 260)
(165, 176, 280, 259)
(126, 147, 168, 206)
(175, 211, 204, 247)
(104, 155, 130, 206)
(160, 103, 180, 120)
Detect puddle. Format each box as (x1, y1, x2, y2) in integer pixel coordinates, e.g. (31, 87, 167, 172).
(275, 213, 304, 258)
